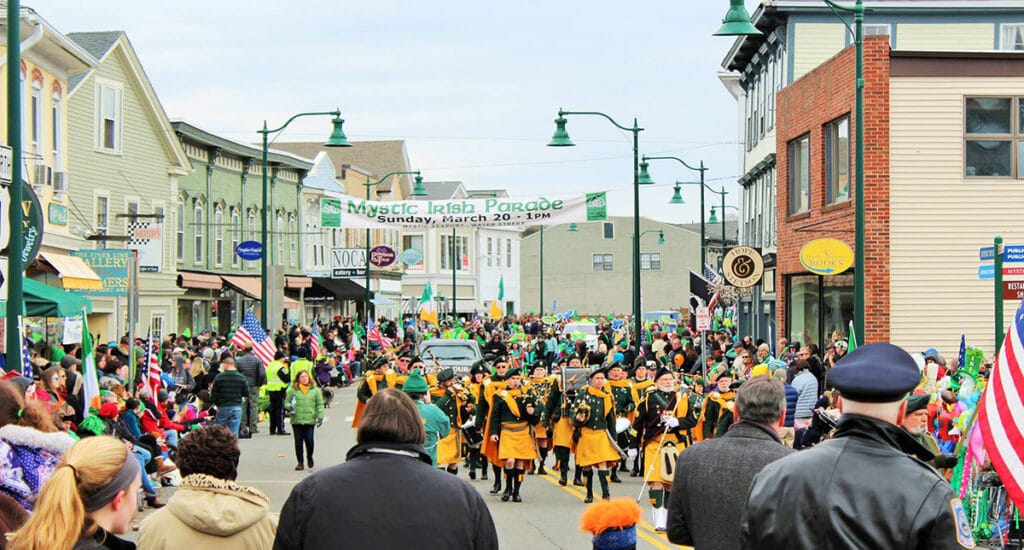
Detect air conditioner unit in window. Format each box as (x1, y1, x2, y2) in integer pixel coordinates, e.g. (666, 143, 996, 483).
(53, 171, 68, 194)
(33, 165, 51, 188)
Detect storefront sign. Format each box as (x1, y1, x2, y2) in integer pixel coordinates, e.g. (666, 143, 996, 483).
(321, 198, 342, 228)
(128, 219, 163, 273)
(369, 246, 396, 267)
(71, 249, 131, 296)
(331, 247, 367, 278)
(723, 246, 764, 288)
(236, 241, 263, 261)
(1003, 280, 1024, 301)
(399, 248, 424, 267)
(1, 181, 46, 266)
(48, 203, 68, 226)
(800, 238, 854, 276)
(329, 192, 607, 229)
(62, 316, 83, 344)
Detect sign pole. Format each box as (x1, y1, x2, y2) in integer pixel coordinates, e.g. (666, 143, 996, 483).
(5, 0, 23, 371)
(995, 235, 1004, 352)
(701, 329, 707, 382)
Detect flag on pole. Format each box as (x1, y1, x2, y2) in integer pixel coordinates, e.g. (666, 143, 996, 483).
(419, 281, 439, 325)
(847, 319, 858, 352)
(958, 332, 966, 370)
(367, 318, 394, 349)
(18, 316, 32, 379)
(489, 276, 505, 319)
(309, 320, 322, 359)
(80, 312, 100, 417)
(146, 328, 161, 398)
(978, 299, 1024, 509)
(231, 309, 276, 365)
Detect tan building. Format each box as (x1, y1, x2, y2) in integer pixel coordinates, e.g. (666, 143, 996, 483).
(519, 217, 702, 316)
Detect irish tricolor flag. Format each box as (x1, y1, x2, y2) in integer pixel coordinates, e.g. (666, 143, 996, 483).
(80, 310, 100, 417)
(419, 281, 439, 325)
(489, 276, 505, 319)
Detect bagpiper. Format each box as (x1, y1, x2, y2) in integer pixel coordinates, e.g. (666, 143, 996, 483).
(477, 356, 512, 495)
(633, 367, 698, 531)
(543, 356, 581, 487)
(487, 369, 540, 502)
(696, 371, 736, 441)
(604, 362, 637, 483)
(524, 361, 554, 475)
(351, 355, 395, 426)
(432, 367, 473, 475)
(465, 362, 489, 480)
(628, 360, 656, 476)
(571, 365, 622, 503)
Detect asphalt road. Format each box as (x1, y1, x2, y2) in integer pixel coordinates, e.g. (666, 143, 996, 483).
(132, 385, 689, 549)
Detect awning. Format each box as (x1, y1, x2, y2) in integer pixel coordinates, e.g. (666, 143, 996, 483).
(37, 252, 102, 291)
(222, 275, 299, 309)
(285, 275, 312, 289)
(308, 277, 369, 301)
(178, 271, 223, 290)
(24, 278, 93, 317)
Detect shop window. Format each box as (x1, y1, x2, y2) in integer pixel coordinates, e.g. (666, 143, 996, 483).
(825, 116, 851, 204)
(964, 97, 1024, 178)
(788, 134, 810, 214)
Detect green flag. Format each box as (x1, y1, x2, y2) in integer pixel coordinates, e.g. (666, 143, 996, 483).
(80, 314, 100, 418)
(847, 319, 858, 352)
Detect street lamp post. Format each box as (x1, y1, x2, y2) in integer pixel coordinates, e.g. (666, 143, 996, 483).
(539, 226, 544, 316)
(364, 171, 421, 351)
(644, 156, 708, 268)
(5, 0, 23, 370)
(669, 180, 726, 269)
(549, 109, 654, 346)
(715, 0, 866, 343)
(258, 110, 350, 328)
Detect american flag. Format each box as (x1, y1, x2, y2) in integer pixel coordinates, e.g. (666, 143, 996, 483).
(231, 309, 276, 365)
(367, 318, 393, 349)
(21, 343, 33, 379)
(703, 266, 723, 311)
(308, 320, 321, 359)
(146, 329, 161, 398)
(979, 300, 1024, 509)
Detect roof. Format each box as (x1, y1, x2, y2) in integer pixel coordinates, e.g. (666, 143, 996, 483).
(66, 31, 123, 90)
(0, 8, 98, 77)
(171, 120, 313, 171)
(273, 140, 414, 195)
(675, 220, 740, 244)
(418, 181, 464, 201)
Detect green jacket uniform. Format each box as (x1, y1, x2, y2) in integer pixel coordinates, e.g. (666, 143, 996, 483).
(571, 387, 616, 434)
(285, 384, 324, 426)
(416, 401, 451, 467)
(488, 390, 539, 435)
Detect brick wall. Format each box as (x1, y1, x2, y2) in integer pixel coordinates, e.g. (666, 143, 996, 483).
(775, 36, 891, 344)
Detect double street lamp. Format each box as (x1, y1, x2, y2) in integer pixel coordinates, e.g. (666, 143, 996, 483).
(258, 110, 351, 327)
(549, 109, 654, 345)
(716, 0, 866, 343)
(364, 171, 423, 351)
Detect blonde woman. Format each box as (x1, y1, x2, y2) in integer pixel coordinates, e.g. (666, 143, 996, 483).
(7, 435, 142, 550)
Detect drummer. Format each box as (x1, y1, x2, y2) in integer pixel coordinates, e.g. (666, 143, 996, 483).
(632, 366, 697, 531)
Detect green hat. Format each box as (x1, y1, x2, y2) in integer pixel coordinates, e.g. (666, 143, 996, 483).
(437, 368, 455, 382)
(402, 369, 429, 394)
(905, 393, 931, 414)
(725, 349, 737, 360)
(182, 328, 191, 338)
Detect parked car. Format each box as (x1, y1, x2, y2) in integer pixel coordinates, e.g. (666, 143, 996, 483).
(561, 323, 599, 351)
(418, 339, 483, 375)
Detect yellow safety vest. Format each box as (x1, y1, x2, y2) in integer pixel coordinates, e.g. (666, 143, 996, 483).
(266, 360, 288, 391)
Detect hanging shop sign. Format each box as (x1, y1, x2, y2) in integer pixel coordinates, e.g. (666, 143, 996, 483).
(722, 246, 764, 288)
(370, 246, 396, 267)
(236, 241, 263, 261)
(330, 192, 608, 229)
(800, 238, 854, 276)
(321, 198, 342, 228)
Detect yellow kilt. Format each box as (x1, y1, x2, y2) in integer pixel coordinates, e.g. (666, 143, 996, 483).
(552, 417, 574, 448)
(498, 422, 538, 461)
(575, 427, 621, 467)
(643, 433, 685, 484)
(436, 429, 461, 465)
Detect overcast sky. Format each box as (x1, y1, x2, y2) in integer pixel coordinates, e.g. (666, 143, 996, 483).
(35, 0, 747, 224)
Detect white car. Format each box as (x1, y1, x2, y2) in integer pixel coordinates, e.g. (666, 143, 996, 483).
(562, 323, 599, 351)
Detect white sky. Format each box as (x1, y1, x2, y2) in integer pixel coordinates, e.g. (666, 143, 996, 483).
(33, 0, 747, 223)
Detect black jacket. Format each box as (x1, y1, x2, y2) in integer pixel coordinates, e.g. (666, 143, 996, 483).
(274, 442, 498, 550)
(667, 421, 793, 550)
(740, 414, 976, 549)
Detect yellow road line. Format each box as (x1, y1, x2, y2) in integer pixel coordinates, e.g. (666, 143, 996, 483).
(538, 473, 688, 550)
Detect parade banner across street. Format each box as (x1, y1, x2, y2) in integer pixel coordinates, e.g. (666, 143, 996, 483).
(329, 191, 608, 229)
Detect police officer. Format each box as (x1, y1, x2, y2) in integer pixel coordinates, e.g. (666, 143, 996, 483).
(266, 350, 291, 435)
(739, 343, 977, 549)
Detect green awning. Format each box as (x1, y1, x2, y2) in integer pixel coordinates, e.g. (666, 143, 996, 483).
(23, 278, 93, 317)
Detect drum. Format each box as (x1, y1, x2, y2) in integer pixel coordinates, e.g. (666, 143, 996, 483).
(461, 426, 484, 446)
(615, 417, 632, 434)
(658, 441, 680, 483)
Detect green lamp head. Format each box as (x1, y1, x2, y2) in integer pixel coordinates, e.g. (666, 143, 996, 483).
(325, 115, 353, 147)
(657, 231, 665, 245)
(568, 223, 579, 232)
(669, 184, 684, 205)
(637, 161, 654, 185)
(714, 0, 762, 37)
(410, 174, 428, 197)
(548, 115, 574, 147)
(708, 206, 719, 224)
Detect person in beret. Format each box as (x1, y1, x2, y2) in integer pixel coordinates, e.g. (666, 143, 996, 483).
(570, 365, 621, 503)
(487, 369, 539, 502)
(432, 367, 473, 475)
(466, 362, 490, 482)
(524, 361, 554, 475)
(901, 393, 958, 471)
(740, 343, 977, 549)
(602, 362, 636, 483)
(402, 369, 449, 468)
(477, 355, 512, 495)
(351, 355, 397, 427)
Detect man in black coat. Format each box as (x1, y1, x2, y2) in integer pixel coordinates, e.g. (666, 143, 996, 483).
(274, 388, 498, 550)
(740, 343, 976, 549)
(666, 375, 793, 550)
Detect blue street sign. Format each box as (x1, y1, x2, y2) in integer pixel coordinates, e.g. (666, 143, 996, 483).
(236, 241, 263, 261)
(979, 265, 994, 280)
(979, 245, 1024, 263)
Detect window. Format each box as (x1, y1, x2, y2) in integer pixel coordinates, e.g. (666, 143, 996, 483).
(247, 210, 257, 269)
(825, 116, 851, 203)
(767, 55, 776, 130)
(125, 200, 138, 235)
(603, 222, 614, 239)
(786, 273, 853, 353)
(592, 253, 613, 271)
(487, 237, 493, 267)
(441, 235, 469, 271)
(751, 77, 759, 147)
(214, 207, 224, 266)
(506, 239, 512, 268)
(1001, 24, 1024, 50)
(496, 236, 503, 268)
(176, 199, 185, 262)
(95, 196, 109, 250)
(864, 24, 891, 37)
(288, 214, 297, 267)
(194, 204, 204, 264)
(402, 234, 425, 270)
(276, 213, 284, 267)
(151, 314, 165, 347)
(31, 81, 41, 155)
(96, 81, 122, 152)
(230, 209, 240, 267)
(788, 134, 810, 214)
(52, 92, 61, 168)
(640, 252, 662, 270)
(964, 97, 1024, 177)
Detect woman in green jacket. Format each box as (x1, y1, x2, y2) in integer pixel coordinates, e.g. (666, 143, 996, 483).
(286, 370, 324, 471)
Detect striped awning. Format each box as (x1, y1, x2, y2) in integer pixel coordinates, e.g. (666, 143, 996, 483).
(37, 252, 103, 291)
